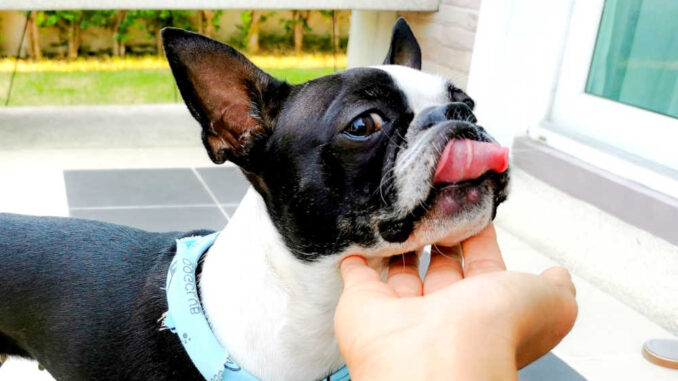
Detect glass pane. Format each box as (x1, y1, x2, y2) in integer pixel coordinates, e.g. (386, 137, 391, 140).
(586, 0, 678, 118)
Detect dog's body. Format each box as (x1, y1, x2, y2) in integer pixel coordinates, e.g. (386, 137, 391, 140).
(0, 19, 509, 381)
(0, 189, 347, 381)
(0, 213, 210, 380)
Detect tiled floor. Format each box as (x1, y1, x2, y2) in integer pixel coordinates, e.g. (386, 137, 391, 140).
(60, 167, 588, 381)
(65, 167, 249, 232)
(519, 353, 586, 381)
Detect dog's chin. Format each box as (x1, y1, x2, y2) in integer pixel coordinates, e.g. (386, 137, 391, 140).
(360, 177, 495, 261)
(407, 176, 495, 248)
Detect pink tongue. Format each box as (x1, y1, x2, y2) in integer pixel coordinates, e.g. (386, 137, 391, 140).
(434, 140, 509, 184)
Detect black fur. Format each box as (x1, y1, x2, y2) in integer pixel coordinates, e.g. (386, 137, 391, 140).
(162, 27, 290, 170)
(0, 213, 210, 380)
(383, 18, 422, 69)
(259, 68, 413, 260)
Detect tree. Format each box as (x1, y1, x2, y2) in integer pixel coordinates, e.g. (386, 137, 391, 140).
(320, 10, 340, 53)
(38, 11, 113, 59)
(232, 11, 252, 50)
(197, 10, 222, 38)
(232, 10, 271, 53)
(247, 10, 264, 53)
(25, 11, 42, 60)
(130, 10, 195, 56)
(332, 11, 340, 52)
(281, 10, 310, 54)
(38, 11, 83, 59)
(112, 10, 128, 57)
(293, 10, 310, 54)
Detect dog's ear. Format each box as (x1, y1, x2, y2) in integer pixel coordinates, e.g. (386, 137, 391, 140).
(162, 27, 289, 169)
(383, 18, 422, 70)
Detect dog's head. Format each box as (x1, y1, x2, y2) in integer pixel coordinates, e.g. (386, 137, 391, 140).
(163, 18, 509, 262)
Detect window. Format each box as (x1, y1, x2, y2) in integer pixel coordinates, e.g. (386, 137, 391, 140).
(541, 0, 678, 196)
(586, 0, 678, 119)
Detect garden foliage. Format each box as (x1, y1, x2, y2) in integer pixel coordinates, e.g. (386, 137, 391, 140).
(8, 9, 346, 59)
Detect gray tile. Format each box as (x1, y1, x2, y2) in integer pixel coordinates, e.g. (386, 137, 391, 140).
(223, 205, 239, 219)
(197, 167, 250, 204)
(65, 169, 213, 208)
(69, 206, 227, 232)
(519, 353, 587, 381)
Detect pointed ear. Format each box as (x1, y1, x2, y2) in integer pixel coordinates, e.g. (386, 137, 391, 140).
(383, 18, 422, 70)
(162, 27, 290, 169)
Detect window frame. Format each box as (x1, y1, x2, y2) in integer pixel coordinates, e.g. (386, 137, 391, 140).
(543, 0, 678, 178)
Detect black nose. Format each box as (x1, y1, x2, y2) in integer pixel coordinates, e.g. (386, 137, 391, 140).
(444, 102, 477, 123)
(413, 102, 478, 131)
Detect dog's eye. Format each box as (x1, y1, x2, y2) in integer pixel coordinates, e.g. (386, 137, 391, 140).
(343, 112, 383, 139)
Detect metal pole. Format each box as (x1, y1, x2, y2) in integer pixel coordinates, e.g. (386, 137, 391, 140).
(5, 10, 31, 106)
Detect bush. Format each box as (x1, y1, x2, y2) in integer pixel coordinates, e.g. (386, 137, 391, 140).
(2, 9, 348, 58)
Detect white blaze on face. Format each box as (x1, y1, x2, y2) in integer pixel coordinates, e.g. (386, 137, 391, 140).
(374, 65, 450, 113)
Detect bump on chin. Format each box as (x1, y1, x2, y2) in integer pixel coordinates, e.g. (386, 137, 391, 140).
(402, 192, 494, 249)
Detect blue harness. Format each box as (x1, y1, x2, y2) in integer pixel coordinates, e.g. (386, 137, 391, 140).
(164, 233, 351, 381)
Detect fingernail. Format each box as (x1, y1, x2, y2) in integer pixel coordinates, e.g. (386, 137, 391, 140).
(341, 255, 368, 268)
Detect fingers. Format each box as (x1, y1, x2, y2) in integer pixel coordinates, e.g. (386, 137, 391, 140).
(341, 254, 423, 298)
(423, 244, 464, 295)
(540, 267, 576, 297)
(513, 269, 578, 369)
(387, 253, 422, 297)
(461, 223, 506, 277)
(339, 256, 381, 290)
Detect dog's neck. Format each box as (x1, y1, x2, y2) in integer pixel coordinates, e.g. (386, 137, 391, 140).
(199, 188, 348, 381)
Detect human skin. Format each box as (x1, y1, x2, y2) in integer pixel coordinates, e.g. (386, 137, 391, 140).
(334, 224, 578, 381)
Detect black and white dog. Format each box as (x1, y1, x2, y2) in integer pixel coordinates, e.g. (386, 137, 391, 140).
(0, 19, 509, 381)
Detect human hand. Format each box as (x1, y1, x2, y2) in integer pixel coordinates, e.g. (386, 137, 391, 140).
(334, 224, 577, 381)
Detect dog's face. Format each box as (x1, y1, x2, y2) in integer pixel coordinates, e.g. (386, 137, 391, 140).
(163, 19, 509, 262)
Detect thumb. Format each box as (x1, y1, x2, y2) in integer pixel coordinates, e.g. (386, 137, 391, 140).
(340, 255, 381, 289)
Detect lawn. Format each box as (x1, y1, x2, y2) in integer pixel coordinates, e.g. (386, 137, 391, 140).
(0, 67, 339, 106)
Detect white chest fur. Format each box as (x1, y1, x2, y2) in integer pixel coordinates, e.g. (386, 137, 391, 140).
(199, 188, 347, 381)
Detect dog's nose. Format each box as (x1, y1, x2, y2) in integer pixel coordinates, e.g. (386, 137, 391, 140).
(414, 102, 478, 131)
(444, 102, 477, 123)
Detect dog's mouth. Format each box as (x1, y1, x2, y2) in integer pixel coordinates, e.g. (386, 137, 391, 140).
(433, 139, 508, 186)
(426, 139, 508, 217)
(377, 131, 509, 243)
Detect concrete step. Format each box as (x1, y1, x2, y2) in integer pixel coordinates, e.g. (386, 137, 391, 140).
(0, 104, 201, 150)
(498, 225, 677, 381)
(496, 168, 678, 337)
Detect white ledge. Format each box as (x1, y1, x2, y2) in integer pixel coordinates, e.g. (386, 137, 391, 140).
(0, 0, 440, 11)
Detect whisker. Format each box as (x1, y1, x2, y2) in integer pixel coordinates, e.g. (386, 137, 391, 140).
(431, 243, 460, 261)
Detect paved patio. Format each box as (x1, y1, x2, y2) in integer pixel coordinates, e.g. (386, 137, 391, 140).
(0, 105, 676, 380)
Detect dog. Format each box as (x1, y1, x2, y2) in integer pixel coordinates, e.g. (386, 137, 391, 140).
(0, 18, 509, 381)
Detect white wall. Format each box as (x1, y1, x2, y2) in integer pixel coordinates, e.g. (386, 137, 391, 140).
(467, 0, 574, 147)
(346, 10, 398, 68)
(399, 0, 482, 89)
(347, 1, 481, 88)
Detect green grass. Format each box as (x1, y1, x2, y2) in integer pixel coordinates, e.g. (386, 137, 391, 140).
(0, 67, 337, 106)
